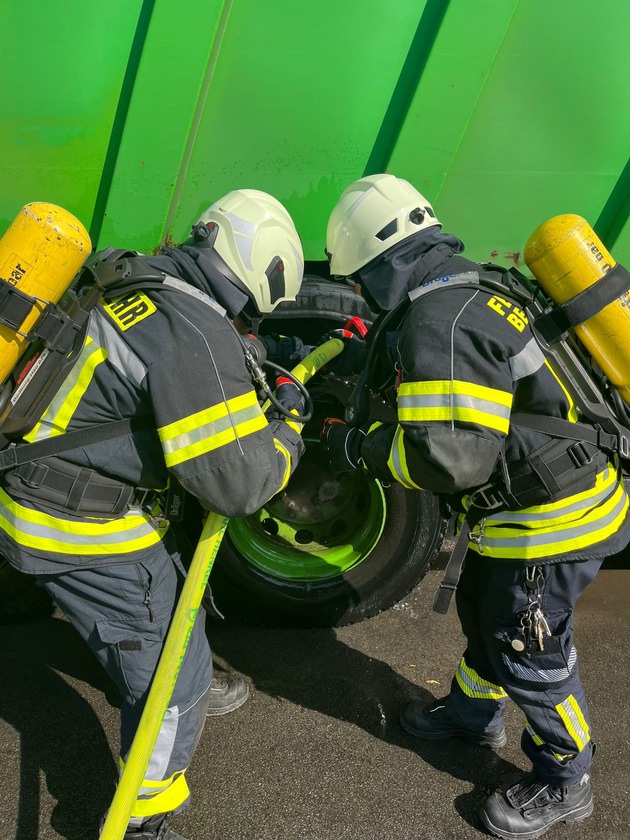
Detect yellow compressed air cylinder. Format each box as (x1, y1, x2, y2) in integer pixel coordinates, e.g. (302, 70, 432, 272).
(524, 213, 630, 406)
(0, 202, 91, 384)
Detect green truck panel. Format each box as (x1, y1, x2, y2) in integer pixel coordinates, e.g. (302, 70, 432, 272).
(2, 0, 629, 267)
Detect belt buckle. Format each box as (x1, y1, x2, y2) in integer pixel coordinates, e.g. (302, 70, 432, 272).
(469, 483, 504, 511)
(134, 487, 156, 509)
(21, 462, 50, 489)
(568, 441, 594, 468)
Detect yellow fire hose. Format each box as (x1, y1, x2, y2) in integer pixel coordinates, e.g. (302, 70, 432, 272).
(100, 337, 344, 840)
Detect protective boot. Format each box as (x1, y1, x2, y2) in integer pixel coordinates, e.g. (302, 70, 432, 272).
(479, 772, 593, 839)
(206, 672, 249, 716)
(399, 697, 507, 748)
(123, 813, 188, 840)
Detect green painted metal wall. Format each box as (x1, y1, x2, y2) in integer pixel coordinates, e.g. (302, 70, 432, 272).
(2, 0, 629, 267)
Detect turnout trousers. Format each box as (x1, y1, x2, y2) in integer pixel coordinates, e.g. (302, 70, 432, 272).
(36, 531, 213, 824)
(444, 550, 602, 786)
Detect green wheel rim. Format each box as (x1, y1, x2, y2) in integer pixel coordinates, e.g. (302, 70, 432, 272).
(227, 440, 387, 582)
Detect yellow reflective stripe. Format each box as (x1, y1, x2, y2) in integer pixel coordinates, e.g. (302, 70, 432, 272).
(525, 723, 545, 746)
(159, 391, 266, 467)
(473, 477, 628, 559)
(285, 408, 303, 436)
(525, 723, 575, 760)
(387, 426, 422, 489)
(455, 657, 508, 700)
(25, 337, 108, 441)
(0, 488, 164, 555)
(482, 466, 619, 527)
(367, 421, 382, 434)
(545, 360, 578, 423)
(556, 695, 590, 752)
(51, 346, 108, 435)
(398, 379, 512, 434)
(399, 379, 512, 406)
(160, 391, 259, 440)
(130, 771, 190, 818)
(274, 439, 292, 491)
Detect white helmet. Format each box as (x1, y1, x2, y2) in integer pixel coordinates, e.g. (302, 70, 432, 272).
(326, 174, 441, 277)
(196, 189, 303, 316)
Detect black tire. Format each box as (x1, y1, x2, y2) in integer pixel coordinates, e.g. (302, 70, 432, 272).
(211, 483, 446, 628)
(0, 556, 54, 624)
(210, 378, 447, 628)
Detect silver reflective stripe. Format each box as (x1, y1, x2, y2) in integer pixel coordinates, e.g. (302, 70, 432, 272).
(557, 696, 590, 749)
(408, 271, 480, 300)
(161, 276, 227, 316)
(509, 337, 546, 380)
(456, 659, 507, 700)
(388, 426, 415, 489)
(141, 703, 179, 790)
(389, 427, 405, 484)
(140, 682, 211, 795)
(225, 213, 255, 271)
(1, 514, 156, 547)
(91, 310, 147, 389)
(0, 488, 161, 554)
(234, 232, 253, 271)
(482, 486, 627, 549)
(398, 392, 512, 422)
(502, 647, 577, 683)
(29, 335, 104, 441)
(224, 212, 255, 236)
(161, 402, 263, 459)
(487, 471, 616, 524)
(0, 501, 160, 553)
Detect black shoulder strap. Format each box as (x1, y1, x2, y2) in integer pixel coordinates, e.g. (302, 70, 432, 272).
(0, 417, 152, 472)
(509, 411, 622, 453)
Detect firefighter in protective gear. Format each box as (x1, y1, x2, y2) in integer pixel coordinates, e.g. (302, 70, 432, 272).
(323, 173, 630, 840)
(0, 189, 305, 840)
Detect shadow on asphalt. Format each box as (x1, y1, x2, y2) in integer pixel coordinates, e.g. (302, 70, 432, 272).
(0, 616, 118, 840)
(4, 543, 627, 838)
(207, 618, 523, 832)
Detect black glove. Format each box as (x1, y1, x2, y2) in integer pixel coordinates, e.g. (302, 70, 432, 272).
(274, 376, 306, 418)
(318, 329, 367, 376)
(320, 418, 366, 473)
(259, 334, 315, 367)
(241, 334, 267, 365)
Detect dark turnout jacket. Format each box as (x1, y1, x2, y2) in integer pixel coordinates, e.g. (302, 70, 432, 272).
(0, 253, 303, 573)
(358, 235, 630, 562)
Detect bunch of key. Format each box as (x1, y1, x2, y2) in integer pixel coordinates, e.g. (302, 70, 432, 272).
(511, 567, 551, 656)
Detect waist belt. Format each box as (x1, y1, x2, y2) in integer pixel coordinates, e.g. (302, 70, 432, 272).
(433, 435, 609, 615)
(2, 455, 156, 516)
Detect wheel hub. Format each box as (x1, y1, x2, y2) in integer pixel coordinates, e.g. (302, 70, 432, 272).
(227, 439, 387, 580)
(266, 451, 361, 528)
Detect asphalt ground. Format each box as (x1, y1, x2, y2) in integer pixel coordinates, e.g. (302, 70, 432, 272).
(0, 544, 628, 840)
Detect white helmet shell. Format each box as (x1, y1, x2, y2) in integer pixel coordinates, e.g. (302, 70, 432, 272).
(198, 189, 303, 315)
(326, 173, 441, 277)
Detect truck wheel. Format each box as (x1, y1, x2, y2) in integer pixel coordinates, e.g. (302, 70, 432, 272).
(210, 380, 447, 627)
(0, 556, 54, 623)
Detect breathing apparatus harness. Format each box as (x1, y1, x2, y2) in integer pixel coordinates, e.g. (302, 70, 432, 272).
(344, 261, 630, 613)
(0, 243, 311, 518)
